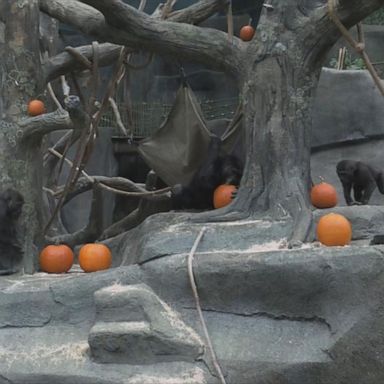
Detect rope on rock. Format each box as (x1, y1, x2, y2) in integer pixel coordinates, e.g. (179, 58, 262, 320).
(187, 227, 227, 384)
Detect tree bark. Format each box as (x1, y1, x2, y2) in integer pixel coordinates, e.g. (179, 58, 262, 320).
(0, 0, 45, 273)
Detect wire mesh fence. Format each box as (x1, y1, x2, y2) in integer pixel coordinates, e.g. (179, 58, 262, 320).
(100, 97, 239, 137)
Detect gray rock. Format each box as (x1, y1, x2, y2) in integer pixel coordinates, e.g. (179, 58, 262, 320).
(1, 245, 384, 383)
(89, 283, 204, 364)
(104, 212, 293, 266)
(311, 205, 384, 241)
(312, 68, 384, 148)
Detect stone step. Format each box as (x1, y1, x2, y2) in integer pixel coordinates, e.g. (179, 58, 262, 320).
(89, 284, 204, 364)
(89, 320, 201, 364)
(0, 324, 208, 383)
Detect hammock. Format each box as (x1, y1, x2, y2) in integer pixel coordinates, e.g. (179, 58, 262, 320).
(137, 84, 243, 186)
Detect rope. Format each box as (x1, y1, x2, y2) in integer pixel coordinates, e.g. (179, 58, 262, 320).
(226, 0, 233, 43)
(187, 227, 227, 384)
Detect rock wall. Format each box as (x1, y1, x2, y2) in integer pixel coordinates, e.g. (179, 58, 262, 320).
(311, 68, 384, 206)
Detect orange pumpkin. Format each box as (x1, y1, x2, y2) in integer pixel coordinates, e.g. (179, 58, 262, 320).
(27, 99, 45, 116)
(239, 25, 255, 42)
(213, 184, 237, 209)
(316, 213, 352, 246)
(39, 244, 74, 273)
(310, 182, 338, 209)
(78, 243, 112, 273)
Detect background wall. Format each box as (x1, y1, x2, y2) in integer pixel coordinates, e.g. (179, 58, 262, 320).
(311, 68, 384, 206)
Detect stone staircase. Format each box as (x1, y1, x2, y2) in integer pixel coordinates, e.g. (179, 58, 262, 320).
(88, 283, 205, 364)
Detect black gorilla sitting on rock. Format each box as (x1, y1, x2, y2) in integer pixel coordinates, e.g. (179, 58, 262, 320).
(171, 136, 243, 210)
(0, 188, 24, 275)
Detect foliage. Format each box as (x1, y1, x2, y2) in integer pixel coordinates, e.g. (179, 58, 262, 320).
(364, 6, 384, 25)
(328, 52, 366, 70)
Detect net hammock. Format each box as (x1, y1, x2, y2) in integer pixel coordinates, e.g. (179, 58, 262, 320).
(137, 84, 243, 186)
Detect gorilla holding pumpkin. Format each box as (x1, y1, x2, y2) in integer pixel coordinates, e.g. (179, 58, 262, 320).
(171, 136, 243, 210)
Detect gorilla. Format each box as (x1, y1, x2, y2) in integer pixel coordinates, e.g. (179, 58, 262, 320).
(336, 160, 384, 206)
(171, 136, 243, 210)
(0, 188, 24, 275)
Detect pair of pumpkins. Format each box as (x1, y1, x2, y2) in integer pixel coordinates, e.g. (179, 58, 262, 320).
(39, 243, 112, 274)
(311, 181, 352, 246)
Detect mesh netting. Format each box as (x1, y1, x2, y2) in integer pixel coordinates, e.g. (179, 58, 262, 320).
(100, 97, 239, 137)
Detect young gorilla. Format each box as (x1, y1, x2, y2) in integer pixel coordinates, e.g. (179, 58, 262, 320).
(0, 188, 24, 275)
(336, 160, 384, 206)
(171, 136, 243, 210)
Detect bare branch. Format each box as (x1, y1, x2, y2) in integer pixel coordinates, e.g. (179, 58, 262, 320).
(108, 97, 128, 136)
(337, 0, 384, 27)
(99, 205, 142, 240)
(47, 148, 94, 183)
(65, 46, 93, 70)
(43, 95, 92, 233)
(100, 191, 171, 240)
(169, 0, 229, 24)
(46, 183, 104, 247)
(56, 175, 170, 203)
(89, 41, 100, 114)
(47, 82, 64, 110)
(97, 170, 171, 240)
(61, 76, 70, 97)
(43, 43, 123, 83)
(48, 148, 169, 202)
(294, 0, 384, 69)
(39, 0, 106, 36)
(161, 0, 177, 19)
(78, 0, 241, 73)
(19, 110, 73, 141)
(40, 0, 241, 75)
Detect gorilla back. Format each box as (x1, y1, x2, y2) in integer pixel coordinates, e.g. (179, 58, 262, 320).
(0, 188, 24, 275)
(336, 160, 384, 206)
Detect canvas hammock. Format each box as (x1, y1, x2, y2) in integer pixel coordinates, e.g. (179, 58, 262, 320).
(137, 84, 243, 186)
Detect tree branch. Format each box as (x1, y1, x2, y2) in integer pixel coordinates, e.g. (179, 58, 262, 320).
(44, 43, 121, 84)
(46, 183, 104, 247)
(19, 110, 73, 141)
(79, 0, 241, 73)
(292, 0, 384, 69)
(57, 175, 170, 203)
(99, 173, 171, 240)
(337, 0, 384, 27)
(40, 0, 241, 75)
(168, 0, 229, 25)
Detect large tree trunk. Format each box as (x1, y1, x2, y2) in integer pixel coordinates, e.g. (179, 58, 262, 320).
(0, 0, 45, 273)
(195, 16, 323, 244)
(236, 52, 317, 241)
(235, 51, 320, 243)
(193, 0, 383, 244)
